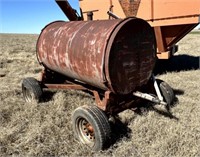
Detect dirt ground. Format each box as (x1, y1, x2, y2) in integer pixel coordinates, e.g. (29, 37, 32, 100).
(0, 32, 199, 156)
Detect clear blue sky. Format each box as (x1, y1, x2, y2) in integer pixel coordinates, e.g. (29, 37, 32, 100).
(0, 0, 79, 34)
(0, 0, 199, 34)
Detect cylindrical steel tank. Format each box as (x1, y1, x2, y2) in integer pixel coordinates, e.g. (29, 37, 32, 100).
(37, 18, 156, 95)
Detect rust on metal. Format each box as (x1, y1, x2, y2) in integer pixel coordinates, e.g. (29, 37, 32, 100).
(44, 84, 87, 90)
(104, 18, 156, 94)
(92, 91, 105, 110)
(118, 0, 141, 17)
(37, 18, 156, 95)
(92, 90, 115, 112)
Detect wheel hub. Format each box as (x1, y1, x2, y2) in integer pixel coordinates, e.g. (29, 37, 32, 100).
(78, 118, 95, 146)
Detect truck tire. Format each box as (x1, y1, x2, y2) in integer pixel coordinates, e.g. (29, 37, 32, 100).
(72, 105, 111, 151)
(22, 77, 43, 103)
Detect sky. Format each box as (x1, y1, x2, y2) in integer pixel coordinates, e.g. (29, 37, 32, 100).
(0, 0, 199, 34)
(0, 0, 80, 34)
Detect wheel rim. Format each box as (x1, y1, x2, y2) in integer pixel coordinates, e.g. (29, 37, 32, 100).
(22, 86, 35, 102)
(76, 117, 95, 147)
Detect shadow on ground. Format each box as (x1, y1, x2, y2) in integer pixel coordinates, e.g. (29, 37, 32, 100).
(109, 117, 132, 147)
(42, 90, 57, 102)
(134, 87, 185, 121)
(108, 87, 185, 148)
(154, 54, 200, 75)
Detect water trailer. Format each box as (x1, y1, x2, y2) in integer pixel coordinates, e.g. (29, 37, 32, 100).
(22, 0, 200, 151)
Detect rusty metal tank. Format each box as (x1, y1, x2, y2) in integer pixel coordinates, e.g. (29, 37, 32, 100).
(37, 18, 156, 95)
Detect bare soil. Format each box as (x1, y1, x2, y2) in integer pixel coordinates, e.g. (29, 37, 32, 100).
(0, 32, 199, 156)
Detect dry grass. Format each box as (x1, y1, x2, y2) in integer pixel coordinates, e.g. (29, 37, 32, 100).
(0, 33, 199, 156)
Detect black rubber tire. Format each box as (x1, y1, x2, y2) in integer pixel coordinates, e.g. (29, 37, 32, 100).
(157, 79, 175, 107)
(22, 77, 43, 103)
(72, 105, 111, 151)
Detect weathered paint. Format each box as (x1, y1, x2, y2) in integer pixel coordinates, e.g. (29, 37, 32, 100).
(119, 0, 141, 17)
(37, 18, 156, 95)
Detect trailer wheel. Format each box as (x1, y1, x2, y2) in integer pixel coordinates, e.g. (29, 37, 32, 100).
(72, 105, 111, 151)
(22, 77, 43, 103)
(158, 79, 175, 107)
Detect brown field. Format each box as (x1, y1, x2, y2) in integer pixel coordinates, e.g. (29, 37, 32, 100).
(0, 32, 199, 156)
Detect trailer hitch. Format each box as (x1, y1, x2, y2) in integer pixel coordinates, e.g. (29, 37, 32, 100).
(133, 91, 167, 106)
(133, 75, 167, 106)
